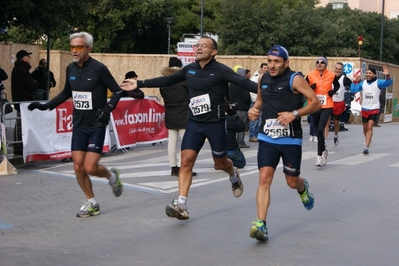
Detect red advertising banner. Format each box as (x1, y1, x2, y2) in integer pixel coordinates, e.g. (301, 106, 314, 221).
(110, 98, 168, 149)
(20, 101, 111, 163)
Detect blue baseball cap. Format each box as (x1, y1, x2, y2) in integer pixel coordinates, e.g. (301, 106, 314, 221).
(267, 45, 289, 60)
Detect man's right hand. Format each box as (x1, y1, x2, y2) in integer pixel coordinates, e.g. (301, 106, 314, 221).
(28, 102, 49, 111)
(120, 79, 138, 91)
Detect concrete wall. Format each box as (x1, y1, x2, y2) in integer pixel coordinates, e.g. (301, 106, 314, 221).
(2, 43, 399, 121)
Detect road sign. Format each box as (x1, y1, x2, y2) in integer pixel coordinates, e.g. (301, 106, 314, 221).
(342, 62, 354, 79)
(177, 42, 196, 66)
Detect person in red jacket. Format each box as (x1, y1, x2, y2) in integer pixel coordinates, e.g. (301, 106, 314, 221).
(306, 56, 339, 167)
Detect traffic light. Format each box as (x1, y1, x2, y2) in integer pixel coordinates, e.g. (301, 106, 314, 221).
(358, 35, 363, 45)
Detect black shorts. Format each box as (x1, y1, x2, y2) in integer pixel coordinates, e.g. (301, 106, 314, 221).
(71, 127, 106, 154)
(257, 140, 302, 177)
(182, 119, 227, 158)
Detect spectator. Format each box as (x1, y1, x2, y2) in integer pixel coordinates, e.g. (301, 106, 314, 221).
(229, 66, 251, 148)
(11, 50, 38, 155)
(249, 63, 268, 142)
(224, 102, 246, 168)
(31, 58, 56, 100)
(160, 57, 197, 177)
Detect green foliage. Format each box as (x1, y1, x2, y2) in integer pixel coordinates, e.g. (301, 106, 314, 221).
(2, 0, 399, 64)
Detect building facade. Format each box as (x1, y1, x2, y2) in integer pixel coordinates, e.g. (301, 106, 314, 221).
(316, 0, 399, 19)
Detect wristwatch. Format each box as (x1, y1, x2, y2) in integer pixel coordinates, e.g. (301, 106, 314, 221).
(293, 110, 300, 119)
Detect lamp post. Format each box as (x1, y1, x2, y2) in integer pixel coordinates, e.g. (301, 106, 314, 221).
(166, 17, 174, 54)
(379, 0, 385, 61)
(358, 35, 363, 57)
(200, 0, 204, 36)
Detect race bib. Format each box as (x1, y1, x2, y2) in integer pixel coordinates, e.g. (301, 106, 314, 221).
(263, 119, 290, 138)
(72, 91, 93, 110)
(364, 92, 374, 100)
(317, 94, 327, 105)
(189, 94, 211, 116)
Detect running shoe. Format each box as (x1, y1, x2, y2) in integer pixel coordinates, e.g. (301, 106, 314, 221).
(249, 220, 268, 242)
(321, 149, 328, 165)
(231, 169, 244, 197)
(333, 136, 339, 147)
(76, 201, 100, 218)
(314, 136, 318, 142)
(315, 155, 323, 167)
(309, 136, 314, 142)
(299, 179, 314, 210)
(165, 199, 189, 220)
(363, 146, 369, 155)
(110, 168, 123, 197)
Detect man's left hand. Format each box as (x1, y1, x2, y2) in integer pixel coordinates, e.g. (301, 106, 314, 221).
(96, 105, 111, 125)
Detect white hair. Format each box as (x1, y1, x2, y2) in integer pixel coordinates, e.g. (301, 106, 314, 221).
(70, 32, 93, 48)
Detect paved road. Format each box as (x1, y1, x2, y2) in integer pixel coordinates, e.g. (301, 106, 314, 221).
(1, 122, 398, 266)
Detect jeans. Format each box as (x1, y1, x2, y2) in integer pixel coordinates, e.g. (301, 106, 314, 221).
(227, 149, 246, 168)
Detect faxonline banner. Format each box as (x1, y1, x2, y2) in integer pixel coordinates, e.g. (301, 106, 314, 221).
(19, 98, 167, 163)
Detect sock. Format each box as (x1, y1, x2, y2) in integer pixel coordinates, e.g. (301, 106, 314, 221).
(108, 170, 116, 184)
(178, 196, 187, 205)
(229, 172, 238, 183)
(333, 135, 338, 138)
(88, 197, 97, 205)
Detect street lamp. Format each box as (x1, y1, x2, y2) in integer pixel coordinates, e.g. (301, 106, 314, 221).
(166, 17, 174, 54)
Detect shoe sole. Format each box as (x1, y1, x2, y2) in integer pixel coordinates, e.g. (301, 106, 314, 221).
(76, 211, 100, 218)
(232, 181, 244, 197)
(165, 205, 189, 220)
(249, 226, 268, 242)
(110, 168, 123, 197)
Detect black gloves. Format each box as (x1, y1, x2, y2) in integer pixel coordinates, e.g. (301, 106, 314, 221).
(96, 105, 112, 125)
(124, 88, 144, 99)
(327, 90, 335, 97)
(28, 102, 49, 111)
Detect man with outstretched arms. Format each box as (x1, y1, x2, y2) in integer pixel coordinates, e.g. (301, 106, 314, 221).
(247, 45, 321, 242)
(121, 36, 258, 221)
(28, 32, 124, 218)
(351, 66, 392, 155)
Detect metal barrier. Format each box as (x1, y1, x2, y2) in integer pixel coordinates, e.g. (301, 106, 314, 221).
(0, 100, 25, 161)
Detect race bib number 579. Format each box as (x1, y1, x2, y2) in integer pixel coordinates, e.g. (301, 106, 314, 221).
(189, 94, 211, 116)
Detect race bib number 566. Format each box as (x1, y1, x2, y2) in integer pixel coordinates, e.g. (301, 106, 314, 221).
(72, 91, 93, 110)
(263, 119, 290, 138)
(189, 94, 211, 116)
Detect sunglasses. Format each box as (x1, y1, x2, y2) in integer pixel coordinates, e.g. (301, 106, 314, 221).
(316, 61, 326, 65)
(69, 45, 87, 52)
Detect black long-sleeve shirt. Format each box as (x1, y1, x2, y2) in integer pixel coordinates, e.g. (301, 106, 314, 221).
(48, 57, 123, 129)
(138, 59, 257, 122)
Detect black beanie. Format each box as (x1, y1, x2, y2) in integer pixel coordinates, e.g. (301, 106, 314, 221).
(169, 57, 182, 68)
(368, 67, 376, 75)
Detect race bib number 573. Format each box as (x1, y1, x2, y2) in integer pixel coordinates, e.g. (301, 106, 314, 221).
(189, 94, 211, 116)
(263, 119, 290, 138)
(72, 91, 93, 110)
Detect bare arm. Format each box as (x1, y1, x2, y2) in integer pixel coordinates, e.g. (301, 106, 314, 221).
(276, 75, 321, 126)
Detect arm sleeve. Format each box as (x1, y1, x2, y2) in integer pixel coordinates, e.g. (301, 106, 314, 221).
(98, 65, 123, 110)
(350, 81, 363, 94)
(377, 78, 393, 89)
(343, 76, 352, 87)
(137, 70, 186, 88)
(220, 65, 258, 93)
